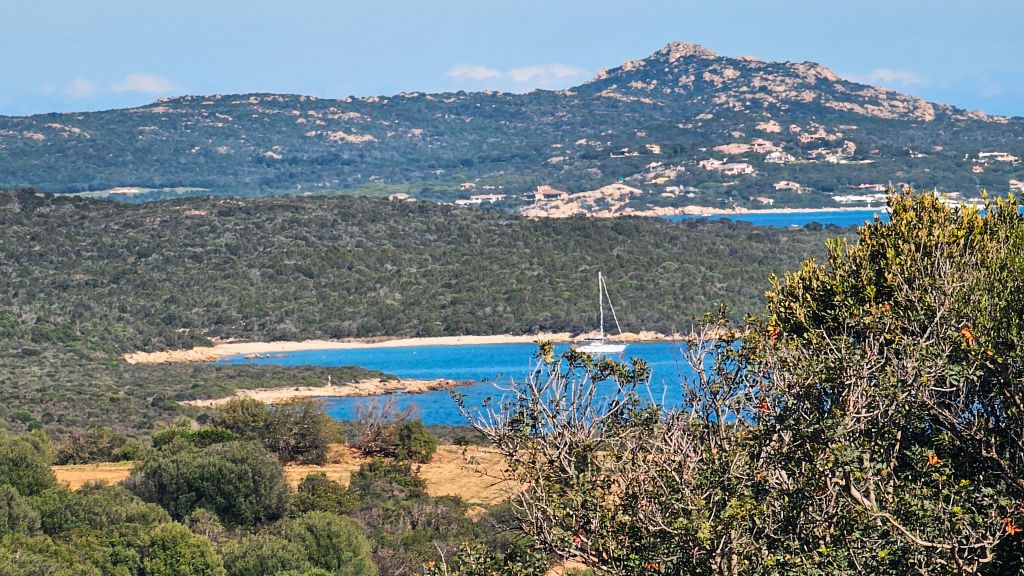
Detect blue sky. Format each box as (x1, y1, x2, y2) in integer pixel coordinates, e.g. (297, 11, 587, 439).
(2, 0, 1021, 117)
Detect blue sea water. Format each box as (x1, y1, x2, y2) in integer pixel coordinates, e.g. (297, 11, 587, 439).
(665, 209, 889, 228)
(217, 342, 696, 425)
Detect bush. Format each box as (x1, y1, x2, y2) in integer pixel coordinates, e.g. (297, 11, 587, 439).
(291, 473, 359, 516)
(127, 440, 289, 527)
(140, 522, 225, 576)
(222, 534, 312, 576)
(349, 397, 412, 457)
(151, 427, 239, 450)
(211, 399, 335, 465)
(0, 430, 56, 497)
(348, 459, 426, 503)
(209, 399, 271, 435)
(30, 482, 170, 536)
(276, 511, 377, 576)
(0, 484, 40, 536)
(394, 420, 438, 463)
(0, 534, 103, 575)
(53, 427, 143, 464)
(263, 401, 337, 465)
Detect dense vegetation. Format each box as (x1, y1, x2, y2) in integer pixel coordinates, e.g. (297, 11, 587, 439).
(1, 190, 831, 350)
(3, 190, 1020, 574)
(1, 43, 1021, 210)
(0, 401, 544, 576)
(0, 189, 833, 434)
(455, 193, 1024, 575)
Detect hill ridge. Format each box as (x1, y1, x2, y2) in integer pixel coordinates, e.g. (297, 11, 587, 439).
(0, 40, 1022, 210)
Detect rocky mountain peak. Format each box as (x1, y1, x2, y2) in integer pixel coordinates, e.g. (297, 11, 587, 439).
(579, 40, 1003, 124)
(657, 41, 718, 62)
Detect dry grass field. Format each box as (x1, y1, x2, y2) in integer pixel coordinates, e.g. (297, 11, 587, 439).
(52, 444, 510, 505)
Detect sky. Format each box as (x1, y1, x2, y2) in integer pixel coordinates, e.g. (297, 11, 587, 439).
(2, 0, 1022, 117)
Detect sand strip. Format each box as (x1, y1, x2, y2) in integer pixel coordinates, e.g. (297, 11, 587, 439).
(124, 331, 681, 365)
(181, 377, 460, 408)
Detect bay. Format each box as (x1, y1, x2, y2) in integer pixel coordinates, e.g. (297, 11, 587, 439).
(217, 342, 695, 425)
(664, 208, 888, 228)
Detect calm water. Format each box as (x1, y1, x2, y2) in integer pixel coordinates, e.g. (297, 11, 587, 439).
(218, 342, 695, 425)
(665, 208, 888, 228)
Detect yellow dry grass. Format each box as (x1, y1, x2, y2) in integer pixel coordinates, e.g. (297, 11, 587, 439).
(52, 445, 510, 505)
(52, 461, 134, 489)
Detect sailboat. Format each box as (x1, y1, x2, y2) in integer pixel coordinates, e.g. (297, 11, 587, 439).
(575, 272, 628, 355)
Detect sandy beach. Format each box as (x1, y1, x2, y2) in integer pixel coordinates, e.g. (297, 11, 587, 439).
(124, 330, 681, 365)
(181, 377, 459, 407)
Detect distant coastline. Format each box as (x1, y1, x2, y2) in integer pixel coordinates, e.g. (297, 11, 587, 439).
(124, 331, 682, 366)
(670, 204, 888, 216)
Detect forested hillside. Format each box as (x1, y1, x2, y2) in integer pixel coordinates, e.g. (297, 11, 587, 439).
(1, 189, 834, 351)
(0, 189, 838, 434)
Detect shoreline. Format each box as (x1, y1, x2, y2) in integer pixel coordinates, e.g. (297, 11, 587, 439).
(124, 330, 682, 365)
(180, 377, 460, 407)
(662, 205, 889, 217)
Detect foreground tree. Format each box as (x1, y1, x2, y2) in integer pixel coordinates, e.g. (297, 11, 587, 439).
(461, 192, 1024, 575)
(749, 192, 1024, 573)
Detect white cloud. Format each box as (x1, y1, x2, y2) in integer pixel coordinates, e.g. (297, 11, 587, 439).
(110, 73, 179, 95)
(849, 68, 926, 87)
(445, 62, 590, 91)
(507, 63, 588, 83)
(446, 64, 502, 81)
(64, 78, 99, 99)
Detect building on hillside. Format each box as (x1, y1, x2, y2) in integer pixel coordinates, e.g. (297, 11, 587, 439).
(857, 183, 887, 193)
(459, 182, 477, 191)
(534, 185, 569, 202)
(720, 163, 755, 176)
(979, 152, 1021, 164)
(470, 193, 506, 203)
(764, 151, 796, 164)
(774, 180, 803, 193)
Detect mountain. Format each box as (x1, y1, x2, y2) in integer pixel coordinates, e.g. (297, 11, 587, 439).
(1, 41, 1022, 211)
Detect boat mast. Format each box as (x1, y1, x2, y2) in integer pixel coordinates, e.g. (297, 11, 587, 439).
(598, 271, 604, 339)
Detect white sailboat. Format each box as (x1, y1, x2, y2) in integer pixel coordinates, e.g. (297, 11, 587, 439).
(575, 272, 628, 355)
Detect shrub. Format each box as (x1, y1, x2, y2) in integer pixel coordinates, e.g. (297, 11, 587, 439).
(222, 534, 312, 576)
(210, 399, 335, 465)
(0, 430, 56, 497)
(151, 427, 239, 450)
(349, 397, 412, 457)
(276, 511, 377, 576)
(140, 522, 225, 576)
(348, 459, 426, 503)
(0, 534, 103, 575)
(264, 401, 337, 465)
(394, 420, 438, 463)
(209, 399, 271, 435)
(291, 473, 359, 516)
(0, 484, 40, 536)
(127, 441, 289, 527)
(53, 427, 143, 464)
(29, 482, 170, 536)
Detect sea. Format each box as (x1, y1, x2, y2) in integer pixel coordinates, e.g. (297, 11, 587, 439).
(664, 208, 888, 228)
(217, 342, 695, 426)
